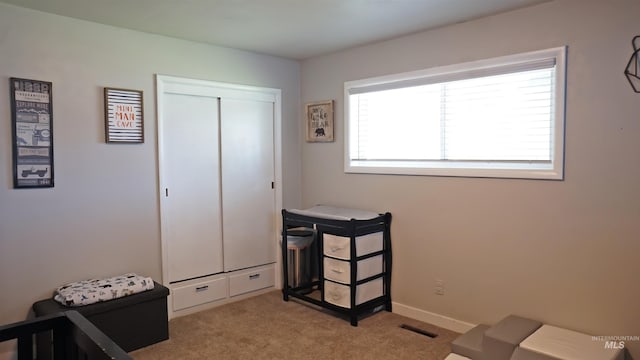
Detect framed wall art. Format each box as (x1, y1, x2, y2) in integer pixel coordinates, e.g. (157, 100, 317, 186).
(104, 87, 144, 143)
(10, 77, 54, 188)
(305, 100, 334, 142)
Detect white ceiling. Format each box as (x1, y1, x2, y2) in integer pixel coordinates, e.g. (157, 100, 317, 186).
(0, 0, 551, 59)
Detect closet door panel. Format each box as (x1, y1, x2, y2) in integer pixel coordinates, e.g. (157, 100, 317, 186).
(221, 98, 275, 271)
(162, 93, 223, 282)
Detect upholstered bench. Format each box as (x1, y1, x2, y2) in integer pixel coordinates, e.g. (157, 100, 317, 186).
(33, 281, 169, 358)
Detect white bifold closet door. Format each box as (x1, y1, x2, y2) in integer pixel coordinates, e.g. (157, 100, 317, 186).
(162, 93, 224, 283)
(221, 98, 275, 272)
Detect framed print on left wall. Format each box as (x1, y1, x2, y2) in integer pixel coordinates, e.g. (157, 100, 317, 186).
(10, 77, 54, 188)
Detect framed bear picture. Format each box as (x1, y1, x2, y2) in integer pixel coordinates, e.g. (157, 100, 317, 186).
(305, 100, 334, 142)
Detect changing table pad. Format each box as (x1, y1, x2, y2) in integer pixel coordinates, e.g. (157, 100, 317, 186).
(289, 205, 381, 221)
(54, 273, 155, 307)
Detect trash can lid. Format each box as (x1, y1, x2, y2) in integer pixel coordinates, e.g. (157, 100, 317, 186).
(283, 227, 314, 237)
(286, 235, 314, 249)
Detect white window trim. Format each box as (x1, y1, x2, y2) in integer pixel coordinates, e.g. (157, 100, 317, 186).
(344, 46, 567, 180)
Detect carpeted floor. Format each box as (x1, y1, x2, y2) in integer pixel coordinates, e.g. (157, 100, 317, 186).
(131, 290, 458, 359)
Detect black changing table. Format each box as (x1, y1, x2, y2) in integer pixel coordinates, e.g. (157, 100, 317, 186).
(282, 206, 392, 326)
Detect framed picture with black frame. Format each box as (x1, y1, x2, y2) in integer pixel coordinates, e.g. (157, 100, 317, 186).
(104, 87, 144, 143)
(10, 77, 54, 188)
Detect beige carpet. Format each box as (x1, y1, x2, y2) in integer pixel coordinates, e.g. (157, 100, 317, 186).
(131, 290, 459, 359)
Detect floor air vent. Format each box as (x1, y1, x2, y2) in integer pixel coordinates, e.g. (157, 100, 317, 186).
(400, 324, 438, 338)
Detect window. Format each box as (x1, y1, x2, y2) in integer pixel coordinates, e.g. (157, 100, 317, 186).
(344, 47, 566, 180)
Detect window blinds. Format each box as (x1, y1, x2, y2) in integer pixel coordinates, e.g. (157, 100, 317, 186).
(349, 64, 556, 163)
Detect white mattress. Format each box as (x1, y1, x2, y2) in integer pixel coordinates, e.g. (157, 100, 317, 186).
(289, 205, 380, 221)
(520, 325, 624, 360)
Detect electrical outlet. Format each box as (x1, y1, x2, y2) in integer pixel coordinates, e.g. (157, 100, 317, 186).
(434, 279, 445, 295)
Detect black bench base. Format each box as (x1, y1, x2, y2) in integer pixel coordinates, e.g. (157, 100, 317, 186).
(33, 281, 169, 358)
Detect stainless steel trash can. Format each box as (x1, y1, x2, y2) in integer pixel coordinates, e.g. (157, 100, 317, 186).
(284, 228, 314, 289)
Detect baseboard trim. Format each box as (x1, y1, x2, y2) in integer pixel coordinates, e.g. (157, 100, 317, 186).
(392, 302, 476, 334)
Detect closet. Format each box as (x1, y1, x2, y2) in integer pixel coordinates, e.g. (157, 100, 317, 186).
(156, 75, 281, 317)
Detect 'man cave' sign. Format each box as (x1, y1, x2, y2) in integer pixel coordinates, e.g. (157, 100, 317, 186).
(104, 87, 144, 143)
(114, 103, 137, 127)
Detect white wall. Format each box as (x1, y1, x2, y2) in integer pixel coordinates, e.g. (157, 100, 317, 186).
(3, 0, 639, 358)
(0, 3, 301, 357)
(301, 0, 640, 357)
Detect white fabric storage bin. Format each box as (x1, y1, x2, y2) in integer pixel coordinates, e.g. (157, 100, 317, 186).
(324, 278, 383, 309)
(444, 354, 471, 360)
(323, 255, 383, 284)
(322, 232, 383, 260)
(520, 325, 624, 360)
